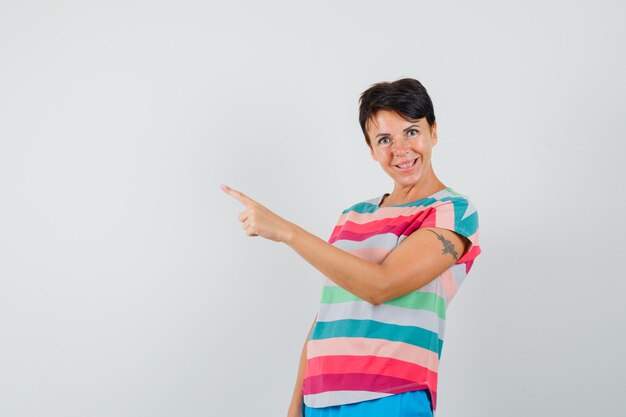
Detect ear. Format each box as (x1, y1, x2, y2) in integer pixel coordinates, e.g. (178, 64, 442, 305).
(430, 121, 438, 146)
(369, 145, 378, 161)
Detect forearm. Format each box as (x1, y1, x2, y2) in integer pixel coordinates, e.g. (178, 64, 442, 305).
(285, 223, 386, 304)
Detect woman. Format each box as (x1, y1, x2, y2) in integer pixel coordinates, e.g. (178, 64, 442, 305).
(221, 78, 481, 417)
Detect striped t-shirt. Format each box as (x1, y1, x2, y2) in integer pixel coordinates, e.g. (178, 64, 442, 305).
(302, 186, 481, 413)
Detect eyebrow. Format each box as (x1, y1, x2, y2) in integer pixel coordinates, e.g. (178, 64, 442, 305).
(376, 125, 420, 138)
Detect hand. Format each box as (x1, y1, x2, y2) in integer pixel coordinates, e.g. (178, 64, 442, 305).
(220, 184, 295, 243)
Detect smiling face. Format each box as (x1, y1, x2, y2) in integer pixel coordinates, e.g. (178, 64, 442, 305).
(367, 109, 438, 190)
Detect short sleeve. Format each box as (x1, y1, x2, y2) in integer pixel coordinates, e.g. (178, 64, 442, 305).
(421, 196, 481, 266)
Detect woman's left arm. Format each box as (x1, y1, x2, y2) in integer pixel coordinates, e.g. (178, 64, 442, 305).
(221, 185, 469, 305)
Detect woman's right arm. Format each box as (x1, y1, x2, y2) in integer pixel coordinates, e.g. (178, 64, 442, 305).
(287, 315, 317, 417)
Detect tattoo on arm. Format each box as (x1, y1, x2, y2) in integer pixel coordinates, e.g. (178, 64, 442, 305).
(426, 229, 459, 261)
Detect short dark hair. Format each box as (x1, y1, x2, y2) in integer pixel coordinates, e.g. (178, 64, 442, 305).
(358, 78, 436, 147)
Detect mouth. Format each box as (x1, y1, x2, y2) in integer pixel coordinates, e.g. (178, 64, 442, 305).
(394, 158, 419, 171)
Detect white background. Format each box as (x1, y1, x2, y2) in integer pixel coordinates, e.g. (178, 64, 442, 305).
(1, 1, 625, 416)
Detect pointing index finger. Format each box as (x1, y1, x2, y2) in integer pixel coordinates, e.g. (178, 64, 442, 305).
(220, 184, 256, 206)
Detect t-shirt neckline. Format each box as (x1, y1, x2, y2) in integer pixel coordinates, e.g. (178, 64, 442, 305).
(377, 186, 452, 209)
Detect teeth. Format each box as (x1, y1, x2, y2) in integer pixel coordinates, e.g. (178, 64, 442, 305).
(397, 159, 417, 169)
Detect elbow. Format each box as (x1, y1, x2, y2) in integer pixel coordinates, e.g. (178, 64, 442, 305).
(367, 293, 390, 306)
(363, 267, 395, 305)
(367, 297, 384, 306)
(364, 283, 392, 306)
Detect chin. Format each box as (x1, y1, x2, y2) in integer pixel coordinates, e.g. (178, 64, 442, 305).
(391, 173, 421, 184)
(397, 179, 420, 187)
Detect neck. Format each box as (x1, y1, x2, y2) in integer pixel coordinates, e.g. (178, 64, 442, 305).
(387, 175, 445, 206)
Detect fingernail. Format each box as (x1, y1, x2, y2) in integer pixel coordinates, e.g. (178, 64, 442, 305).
(219, 184, 227, 191)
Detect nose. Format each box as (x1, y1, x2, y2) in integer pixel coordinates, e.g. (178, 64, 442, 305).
(392, 138, 410, 155)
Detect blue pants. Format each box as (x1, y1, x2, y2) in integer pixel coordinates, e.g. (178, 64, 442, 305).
(303, 390, 433, 417)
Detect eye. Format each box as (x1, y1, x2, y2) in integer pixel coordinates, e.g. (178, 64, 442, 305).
(377, 137, 391, 146)
(407, 129, 419, 137)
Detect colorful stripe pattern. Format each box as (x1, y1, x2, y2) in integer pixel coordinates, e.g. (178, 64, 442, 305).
(302, 187, 481, 412)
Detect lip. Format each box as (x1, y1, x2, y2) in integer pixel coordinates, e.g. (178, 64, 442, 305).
(394, 157, 419, 172)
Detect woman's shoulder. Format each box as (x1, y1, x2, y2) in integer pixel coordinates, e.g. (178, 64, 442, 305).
(340, 195, 384, 214)
(438, 187, 479, 210)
